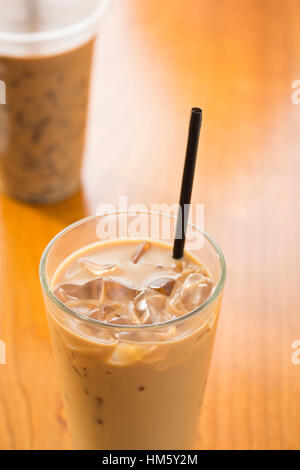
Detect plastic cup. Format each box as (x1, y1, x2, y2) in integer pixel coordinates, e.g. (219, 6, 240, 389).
(0, 0, 110, 204)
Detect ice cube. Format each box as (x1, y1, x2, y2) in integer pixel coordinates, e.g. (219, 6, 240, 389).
(87, 307, 105, 321)
(65, 301, 101, 317)
(134, 289, 173, 324)
(147, 294, 174, 323)
(72, 319, 117, 344)
(102, 301, 126, 317)
(183, 272, 211, 289)
(54, 278, 103, 302)
(178, 267, 199, 282)
(170, 273, 213, 313)
(80, 259, 119, 276)
(94, 328, 117, 344)
(147, 277, 176, 296)
(133, 291, 152, 324)
(183, 264, 209, 279)
(130, 241, 151, 264)
(104, 278, 140, 301)
(172, 260, 186, 273)
(107, 342, 153, 365)
(102, 300, 139, 325)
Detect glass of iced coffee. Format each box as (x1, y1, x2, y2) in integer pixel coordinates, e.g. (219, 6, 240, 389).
(0, 0, 110, 204)
(40, 210, 226, 449)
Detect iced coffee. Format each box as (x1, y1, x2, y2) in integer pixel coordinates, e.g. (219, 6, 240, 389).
(0, 1, 109, 203)
(0, 41, 94, 203)
(40, 213, 225, 450)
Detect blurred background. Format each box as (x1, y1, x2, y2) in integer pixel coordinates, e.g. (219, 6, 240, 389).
(0, 0, 299, 449)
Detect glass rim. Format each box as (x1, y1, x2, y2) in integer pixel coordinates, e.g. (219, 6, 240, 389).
(39, 210, 226, 331)
(0, 0, 111, 44)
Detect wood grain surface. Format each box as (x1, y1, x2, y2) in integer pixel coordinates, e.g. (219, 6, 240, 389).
(0, 0, 299, 450)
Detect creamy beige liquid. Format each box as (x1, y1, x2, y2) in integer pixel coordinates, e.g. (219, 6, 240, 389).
(47, 240, 221, 449)
(0, 40, 94, 203)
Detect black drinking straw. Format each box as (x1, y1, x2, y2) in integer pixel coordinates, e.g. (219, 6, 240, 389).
(173, 107, 202, 259)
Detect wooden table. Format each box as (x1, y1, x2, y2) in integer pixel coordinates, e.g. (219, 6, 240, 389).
(0, 0, 299, 450)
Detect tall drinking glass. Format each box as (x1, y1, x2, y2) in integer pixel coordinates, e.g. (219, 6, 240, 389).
(40, 211, 226, 449)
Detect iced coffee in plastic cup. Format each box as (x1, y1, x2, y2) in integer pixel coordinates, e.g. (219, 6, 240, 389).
(40, 211, 226, 449)
(0, 0, 110, 204)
